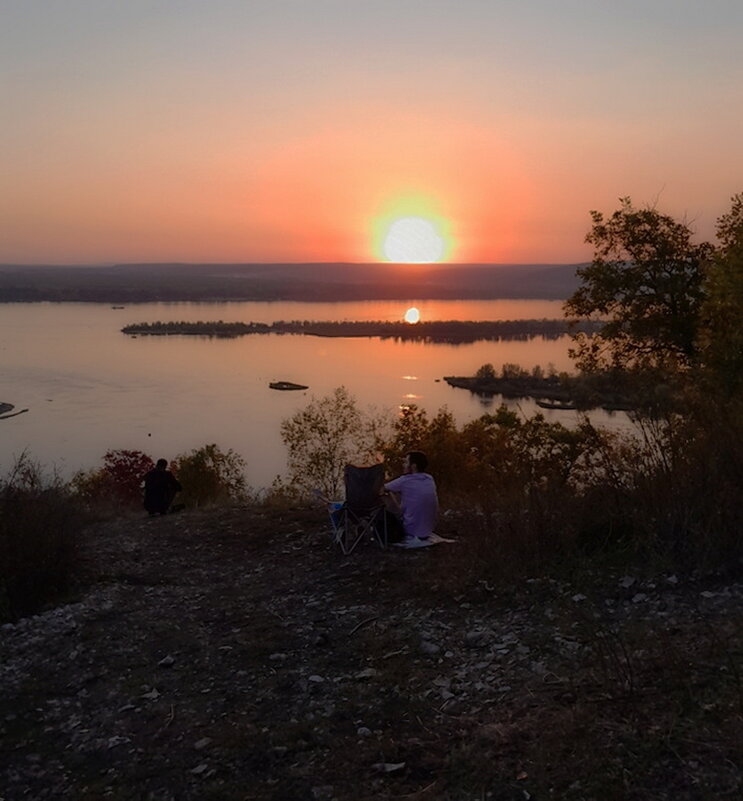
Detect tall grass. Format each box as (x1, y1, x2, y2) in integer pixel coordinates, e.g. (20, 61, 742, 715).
(0, 454, 87, 622)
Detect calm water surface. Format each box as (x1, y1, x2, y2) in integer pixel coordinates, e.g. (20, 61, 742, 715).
(1, 300, 628, 488)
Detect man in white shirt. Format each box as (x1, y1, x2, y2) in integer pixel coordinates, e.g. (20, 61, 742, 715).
(383, 451, 438, 546)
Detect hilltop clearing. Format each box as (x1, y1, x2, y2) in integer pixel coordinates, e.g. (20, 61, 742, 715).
(1, 506, 741, 800)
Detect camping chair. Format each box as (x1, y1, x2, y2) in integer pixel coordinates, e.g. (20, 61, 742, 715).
(328, 464, 389, 555)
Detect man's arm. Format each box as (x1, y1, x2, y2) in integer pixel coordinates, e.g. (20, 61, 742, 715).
(384, 475, 405, 492)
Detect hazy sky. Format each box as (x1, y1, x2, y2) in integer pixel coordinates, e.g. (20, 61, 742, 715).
(2, 0, 741, 264)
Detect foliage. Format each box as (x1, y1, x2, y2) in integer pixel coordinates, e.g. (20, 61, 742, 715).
(70, 449, 154, 509)
(500, 362, 529, 379)
(383, 402, 587, 490)
(475, 363, 496, 379)
(171, 443, 248, 507)
(377, 397, 741, 572)
(254, 475, 303, 508)
(280, 386, 389, 499)
(697, 193, 743, 393)
(565, 197, 714, 372)
(103, 449, 155, 503)
(0, 454, 85, 622)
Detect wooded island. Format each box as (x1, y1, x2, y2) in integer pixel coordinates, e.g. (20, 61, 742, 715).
(121, 318, 602, 343)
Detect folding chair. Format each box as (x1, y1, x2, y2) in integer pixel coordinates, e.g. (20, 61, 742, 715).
(327, 464, 389, 555)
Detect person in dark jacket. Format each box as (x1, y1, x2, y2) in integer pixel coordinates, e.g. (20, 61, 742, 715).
(143, 459, 182, 516)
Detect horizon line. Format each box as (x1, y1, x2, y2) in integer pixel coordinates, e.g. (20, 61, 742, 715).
(0, 260, 587, 269)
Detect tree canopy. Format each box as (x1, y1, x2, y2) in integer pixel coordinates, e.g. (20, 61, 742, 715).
(696, 193, 743, 393)
(565, 197, 714, 372)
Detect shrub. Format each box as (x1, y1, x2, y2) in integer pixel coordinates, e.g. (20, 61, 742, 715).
(280, 387, 389, 498)
(0, 454, 86, 622)
(102, 449, 155, 503)
(381, 398, 736, 573)
(255, 475, 303, 508)
(171, 443, 248, 507)
(70, 449, 155, 510)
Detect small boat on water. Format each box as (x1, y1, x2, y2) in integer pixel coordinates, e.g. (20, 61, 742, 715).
(535, 399, 577, 411)
(269, 381, 309, 391)
(0, 402, 29, 420)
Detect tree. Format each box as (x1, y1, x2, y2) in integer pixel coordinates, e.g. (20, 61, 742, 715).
(103, 450, 155, 503)
(171, 444, 247, 507)
(475, 363, 496, 380)
(280, 387, 386, 499)
(565, 198, 714, 372)
(71, 449, 154, 507)
(697, 193, 743, 392)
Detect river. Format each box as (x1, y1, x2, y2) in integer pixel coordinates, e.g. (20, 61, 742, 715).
(0, 299, 628, 488)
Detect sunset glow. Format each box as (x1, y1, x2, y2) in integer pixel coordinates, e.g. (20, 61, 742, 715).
(1, 3, 740, 264)
(404, 307, 421, 324)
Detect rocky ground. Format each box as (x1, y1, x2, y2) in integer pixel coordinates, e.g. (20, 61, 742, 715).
(1, 505, 741, 800)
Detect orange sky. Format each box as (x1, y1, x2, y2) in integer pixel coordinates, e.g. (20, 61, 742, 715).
(2, 2, 741, 265)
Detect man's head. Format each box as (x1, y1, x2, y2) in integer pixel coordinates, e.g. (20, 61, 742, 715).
(156, 458, 168, 470)
(404, 451, 428, 474)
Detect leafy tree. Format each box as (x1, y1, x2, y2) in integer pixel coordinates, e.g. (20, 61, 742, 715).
(697, 193, 743, 392)
(171, 443, 247, 507)
(103, 450, 155, 503)
(71, 449, 154, 507)
(501, 362, 529, 379)
(280, 387, 386, 499)
(475, 363, 496, 379)
(565, 198, 714, 372)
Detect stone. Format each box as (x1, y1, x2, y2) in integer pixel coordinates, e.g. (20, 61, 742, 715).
(465, 630, 486, 647)
(355, 668, 377, 679)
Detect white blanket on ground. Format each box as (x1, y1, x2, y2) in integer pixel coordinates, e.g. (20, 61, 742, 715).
(393, 533, 457, 549)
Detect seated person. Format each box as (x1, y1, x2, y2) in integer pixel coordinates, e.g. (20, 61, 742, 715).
(383, 450, 438, 545)
(143, 458, 182, 516)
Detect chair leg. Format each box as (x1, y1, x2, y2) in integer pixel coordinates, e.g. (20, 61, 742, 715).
(331, 508, 389, 555)
(337, 512, 365, 555)
(372, 509, 388, 550)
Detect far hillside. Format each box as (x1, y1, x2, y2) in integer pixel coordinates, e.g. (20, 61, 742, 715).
(0, 262, 583, 303)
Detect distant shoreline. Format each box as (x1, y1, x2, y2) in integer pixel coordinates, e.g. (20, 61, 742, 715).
(0, 262, 582, 303)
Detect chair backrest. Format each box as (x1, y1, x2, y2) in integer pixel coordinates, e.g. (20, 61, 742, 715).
(344, 464, 385, 513)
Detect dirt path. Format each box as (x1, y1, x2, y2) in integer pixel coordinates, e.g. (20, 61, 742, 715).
(1, 506, 741, 800)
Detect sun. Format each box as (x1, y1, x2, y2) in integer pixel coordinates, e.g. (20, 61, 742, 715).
(404, 306, 420, 324)
(382, 217, 445, 263)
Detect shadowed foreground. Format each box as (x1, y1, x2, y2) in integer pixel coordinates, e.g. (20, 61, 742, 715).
(1, 506, 741, 800)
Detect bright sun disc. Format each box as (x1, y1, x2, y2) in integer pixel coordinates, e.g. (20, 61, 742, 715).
(383, 217, 444, 263)
(404, 307, 420, 324)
